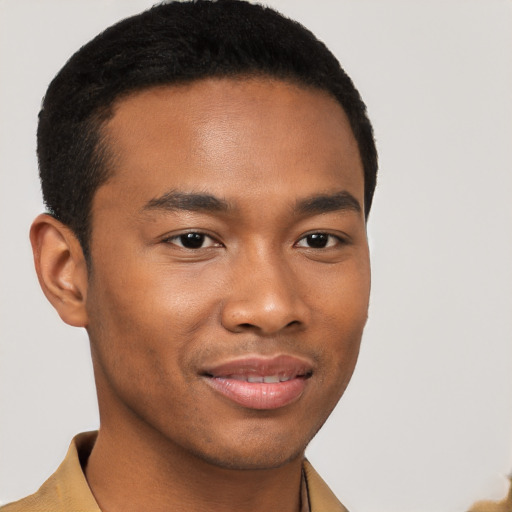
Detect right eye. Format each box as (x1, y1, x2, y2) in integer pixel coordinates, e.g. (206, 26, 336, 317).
(163, 232, 221, 250)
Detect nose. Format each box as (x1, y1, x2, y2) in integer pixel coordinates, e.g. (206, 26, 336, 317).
(221, 249, 310, 335)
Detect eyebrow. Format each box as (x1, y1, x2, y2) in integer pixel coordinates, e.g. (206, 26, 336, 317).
(295, 191, 362, 215)
(142, 189, 361, 216)
(142, 191, 230, 213)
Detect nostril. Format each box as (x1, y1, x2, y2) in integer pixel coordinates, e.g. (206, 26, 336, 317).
(222, 297, 309, 335)
(234, 320, 301, 334)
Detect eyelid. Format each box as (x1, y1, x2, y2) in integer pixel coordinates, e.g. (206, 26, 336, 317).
(161, 230, 223, 248)
(294, 231, 349, 248)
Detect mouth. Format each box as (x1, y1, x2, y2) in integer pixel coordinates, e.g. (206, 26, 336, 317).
(201, 355, 313, 410)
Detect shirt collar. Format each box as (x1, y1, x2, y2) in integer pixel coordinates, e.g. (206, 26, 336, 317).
(23, 431, 346, 512)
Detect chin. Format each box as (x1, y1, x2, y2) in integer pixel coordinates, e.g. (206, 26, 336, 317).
(193, 444, 306, 471)
(178, 421, 319, 471)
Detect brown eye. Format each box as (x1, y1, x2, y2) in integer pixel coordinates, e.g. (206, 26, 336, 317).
(164, 232, 220, 249)
(179, 233, 206, 249)
(305, 233, 328, 248)
(296, 233, 341, 249)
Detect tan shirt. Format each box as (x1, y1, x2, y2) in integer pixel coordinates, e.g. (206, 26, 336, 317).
(467, 481, 512, 512)
(1, 432, 348, 512)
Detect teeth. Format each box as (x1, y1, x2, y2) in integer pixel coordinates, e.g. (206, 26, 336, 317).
(222, 374, 294, 383)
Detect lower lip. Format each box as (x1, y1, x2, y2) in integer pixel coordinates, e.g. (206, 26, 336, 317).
(204, 377, 308, 410)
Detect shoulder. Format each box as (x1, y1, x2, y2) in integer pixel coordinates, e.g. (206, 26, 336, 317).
(0, 488, 53, 512)
(303, 459, 349, 512)
(0, 432, 100, 512)
(467, 477, 512, 512)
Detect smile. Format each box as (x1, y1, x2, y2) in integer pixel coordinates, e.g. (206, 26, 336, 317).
(201, 355, 313, 410)
(228, 374, 294, 383)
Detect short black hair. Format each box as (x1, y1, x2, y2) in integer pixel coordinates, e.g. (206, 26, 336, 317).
(37, 0, 378, 258)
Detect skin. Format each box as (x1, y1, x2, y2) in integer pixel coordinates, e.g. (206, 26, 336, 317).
(31, 77, 371, 512)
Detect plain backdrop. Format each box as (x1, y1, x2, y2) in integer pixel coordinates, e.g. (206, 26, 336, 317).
(1, 1, 511, 511)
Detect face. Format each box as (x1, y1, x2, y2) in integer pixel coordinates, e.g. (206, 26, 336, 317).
(85, 77, 370, 470)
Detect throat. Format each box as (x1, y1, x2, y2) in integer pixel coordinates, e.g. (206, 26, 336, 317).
(84, 426, 306, 512)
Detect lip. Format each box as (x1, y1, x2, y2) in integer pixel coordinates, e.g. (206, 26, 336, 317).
(201, 355, 313, 410)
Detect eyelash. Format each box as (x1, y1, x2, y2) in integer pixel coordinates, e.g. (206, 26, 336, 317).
(162, 231, 346, 250)
(295, 232, 346, 249)
(162, 232, 222, 250)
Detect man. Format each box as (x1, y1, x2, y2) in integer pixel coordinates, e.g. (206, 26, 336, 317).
(1, 1, 377, 510)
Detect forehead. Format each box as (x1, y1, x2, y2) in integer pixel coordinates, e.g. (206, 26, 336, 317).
(97, 77, 364, 212)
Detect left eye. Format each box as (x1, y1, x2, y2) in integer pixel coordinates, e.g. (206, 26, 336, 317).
(295, 233, 341, 249)
(164, 232, 219, 249)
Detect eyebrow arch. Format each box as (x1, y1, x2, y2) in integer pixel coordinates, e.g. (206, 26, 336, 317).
(295, 191, 362, 215)
(142, 191, 230, 213)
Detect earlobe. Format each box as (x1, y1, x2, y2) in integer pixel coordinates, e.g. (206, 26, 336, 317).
(30, 213, 89, 328)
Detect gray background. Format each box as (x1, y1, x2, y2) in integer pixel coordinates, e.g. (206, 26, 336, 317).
(1, 1, 511, 511)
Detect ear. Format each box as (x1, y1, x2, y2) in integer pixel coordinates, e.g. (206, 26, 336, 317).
(30, 213, 89, 327)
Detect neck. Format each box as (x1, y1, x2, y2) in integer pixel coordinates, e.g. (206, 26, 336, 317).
(85, 417, 304, 512)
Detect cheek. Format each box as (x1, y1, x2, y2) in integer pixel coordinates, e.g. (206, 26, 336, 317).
(88, 251, 217, 335)
(309, 257, 370, 377)
(85, 265, 205, 422)
(84, 251, 227, 398)
(309, 254, 370, 326)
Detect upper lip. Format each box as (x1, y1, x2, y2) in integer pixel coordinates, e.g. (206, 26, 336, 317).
(201, 354, 314, 379)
